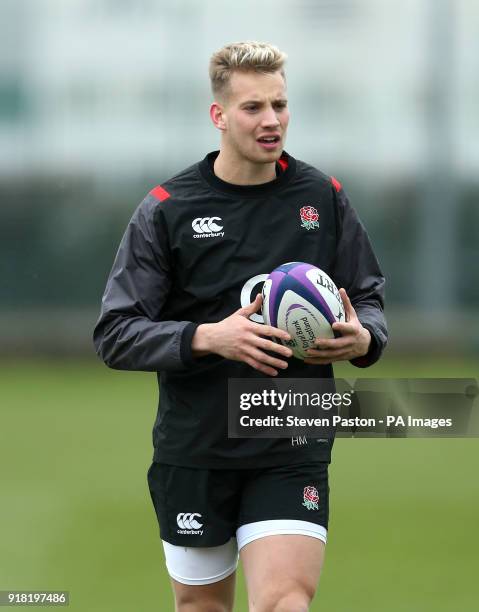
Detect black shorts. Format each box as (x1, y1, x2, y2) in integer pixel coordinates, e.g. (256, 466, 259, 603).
(147, 460, 329, 547)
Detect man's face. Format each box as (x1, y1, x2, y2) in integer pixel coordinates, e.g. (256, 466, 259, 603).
(218, 70, 289, 164)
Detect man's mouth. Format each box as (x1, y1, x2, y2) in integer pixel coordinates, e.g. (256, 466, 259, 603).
(257, 135, 281, 143)
(257, 135, 281, 149)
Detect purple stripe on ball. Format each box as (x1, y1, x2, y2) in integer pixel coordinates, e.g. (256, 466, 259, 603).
(267, 270, 286, 327)
(287, 263, 316, 278)
(286, 303, 304, 313)
(276, 261, 302, 274)
(285, 304, 322, 331)
(287, 265, 336, 325)
(311, 291, 335, 325)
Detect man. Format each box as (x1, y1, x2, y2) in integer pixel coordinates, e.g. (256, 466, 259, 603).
(94, 41, 387, 612)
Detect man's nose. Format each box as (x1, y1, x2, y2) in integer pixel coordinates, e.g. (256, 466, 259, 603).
(261, 106, 281, 127)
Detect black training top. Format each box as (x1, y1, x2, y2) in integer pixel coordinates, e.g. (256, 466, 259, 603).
(94, 150, 387, 468)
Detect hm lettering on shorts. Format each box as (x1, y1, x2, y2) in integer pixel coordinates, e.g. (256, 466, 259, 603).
(176, 512, 204, 535)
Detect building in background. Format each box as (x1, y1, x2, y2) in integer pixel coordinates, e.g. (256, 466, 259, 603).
(1, 0, 478, 180)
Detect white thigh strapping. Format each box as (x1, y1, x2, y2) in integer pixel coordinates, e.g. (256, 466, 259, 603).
(236, 519, 327, 551)
(162, 538, 239, 586)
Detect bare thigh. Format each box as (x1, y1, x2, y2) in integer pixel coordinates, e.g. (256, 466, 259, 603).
(240, 535, 325, 612)
(171, 572, 236, 612)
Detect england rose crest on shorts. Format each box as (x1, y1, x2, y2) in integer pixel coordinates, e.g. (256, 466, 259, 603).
(299, 206, 319, 230)
(302, 485, 319, 510)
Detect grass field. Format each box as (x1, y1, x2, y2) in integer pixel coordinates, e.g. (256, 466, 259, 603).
(1, 356, 478, 611)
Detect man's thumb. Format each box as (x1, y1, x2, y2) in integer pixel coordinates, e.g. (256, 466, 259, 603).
(237, 293, 262, 317)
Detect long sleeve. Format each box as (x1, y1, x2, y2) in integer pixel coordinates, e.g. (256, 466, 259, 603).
(330, 183, 388, 367)
(93, 194, 198, 372)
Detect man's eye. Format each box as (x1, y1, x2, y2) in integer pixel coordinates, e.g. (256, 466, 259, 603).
(245, 106, 257, 112)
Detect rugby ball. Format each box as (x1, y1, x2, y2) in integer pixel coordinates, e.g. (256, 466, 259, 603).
(262, 262, 345, 360)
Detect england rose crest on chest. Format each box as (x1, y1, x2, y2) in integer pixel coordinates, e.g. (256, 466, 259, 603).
(299, 205, 319, 230)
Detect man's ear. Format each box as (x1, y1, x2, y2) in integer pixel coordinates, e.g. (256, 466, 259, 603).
(210, 102, 227, 131)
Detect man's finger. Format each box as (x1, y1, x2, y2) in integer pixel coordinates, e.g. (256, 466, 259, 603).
(248, 348, 289, 371)
(251, 321, 291, 342)
(314, 335, 351, 349)
(237, 293, 262, 317)
(306, 347, 351, 360)
(339, 288, 357, 322)
(244, 355, 278, 377)
(331, 321, 357, 335)
(331, 323, 358, 340)
(257, 336, 293, 358)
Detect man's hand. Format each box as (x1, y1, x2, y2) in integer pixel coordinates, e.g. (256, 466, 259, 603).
(191, 294, 293, 376)
(303, 288, 371, 365)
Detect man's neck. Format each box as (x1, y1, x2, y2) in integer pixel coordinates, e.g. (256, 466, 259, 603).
(213, 149, 276, 186)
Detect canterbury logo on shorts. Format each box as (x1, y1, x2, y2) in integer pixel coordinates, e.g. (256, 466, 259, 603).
(191, 217, 224, 239)
(176, 512, 204, 535)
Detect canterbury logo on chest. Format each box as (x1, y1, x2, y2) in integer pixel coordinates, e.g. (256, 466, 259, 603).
(192, 217, 225, 239)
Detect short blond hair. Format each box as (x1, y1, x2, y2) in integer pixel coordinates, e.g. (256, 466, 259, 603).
(209, 41, 287, 100)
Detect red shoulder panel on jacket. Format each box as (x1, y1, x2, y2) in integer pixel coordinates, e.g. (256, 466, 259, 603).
(150, 185, 171, 201)
(331, 176, 342, 193)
